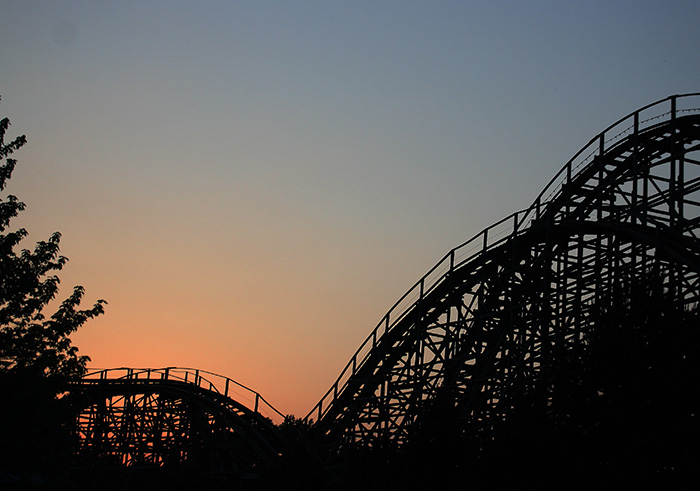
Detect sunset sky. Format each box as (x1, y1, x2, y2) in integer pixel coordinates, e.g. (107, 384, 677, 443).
(1, 1, 699, 417)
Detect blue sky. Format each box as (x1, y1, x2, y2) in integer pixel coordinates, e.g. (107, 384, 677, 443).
(1, 0, 699, 416)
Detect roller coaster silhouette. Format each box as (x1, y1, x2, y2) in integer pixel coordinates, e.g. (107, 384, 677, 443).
(72, 94, 700, 484)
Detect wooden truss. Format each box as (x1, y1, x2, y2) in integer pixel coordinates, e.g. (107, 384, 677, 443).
(308, 94, 700, 452)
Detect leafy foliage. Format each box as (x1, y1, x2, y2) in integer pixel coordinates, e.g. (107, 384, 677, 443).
(0, 99, 105, 380)
(0, 97, 106, 487)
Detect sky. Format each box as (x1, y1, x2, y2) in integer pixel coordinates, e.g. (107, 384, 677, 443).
(1, 0, 699, 418)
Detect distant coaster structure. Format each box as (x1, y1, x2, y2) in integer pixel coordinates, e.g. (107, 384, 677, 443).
(72, 93, 700, 475)
(73, 367, 286, 485)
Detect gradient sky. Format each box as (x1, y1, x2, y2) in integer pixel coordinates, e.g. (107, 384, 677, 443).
(1, 0, 699, 417)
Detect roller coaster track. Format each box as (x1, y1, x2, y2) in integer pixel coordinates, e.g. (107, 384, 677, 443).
(72, 367, 287, 485)
(72, 93, 700, 475)
(304, 93, 700, 449)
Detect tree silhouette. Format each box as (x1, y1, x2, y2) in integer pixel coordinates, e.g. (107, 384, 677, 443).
(0, 97, 106, 487)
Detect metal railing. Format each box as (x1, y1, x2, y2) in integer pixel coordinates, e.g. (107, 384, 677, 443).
(83, 367, 286, 424)
(305, 93, 700, 423)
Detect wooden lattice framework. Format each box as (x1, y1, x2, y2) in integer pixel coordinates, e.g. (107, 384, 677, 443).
(73, 368, 286, 482)
(306, 94, 700, 451)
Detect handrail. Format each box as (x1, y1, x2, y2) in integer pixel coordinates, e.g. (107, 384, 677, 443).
(304, 209, 527, 422)
(82, 367, 286, 424)
(515, 93, 700, 230)
(304, 92, 700, 424)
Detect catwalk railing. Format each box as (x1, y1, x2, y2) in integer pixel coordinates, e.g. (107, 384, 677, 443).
(305, 92, 700, 424)
(83, 367, 286, 424)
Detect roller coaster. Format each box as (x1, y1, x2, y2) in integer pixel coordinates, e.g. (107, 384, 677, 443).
(72, 367, 287, 486)
(71, 94, 700, 483)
